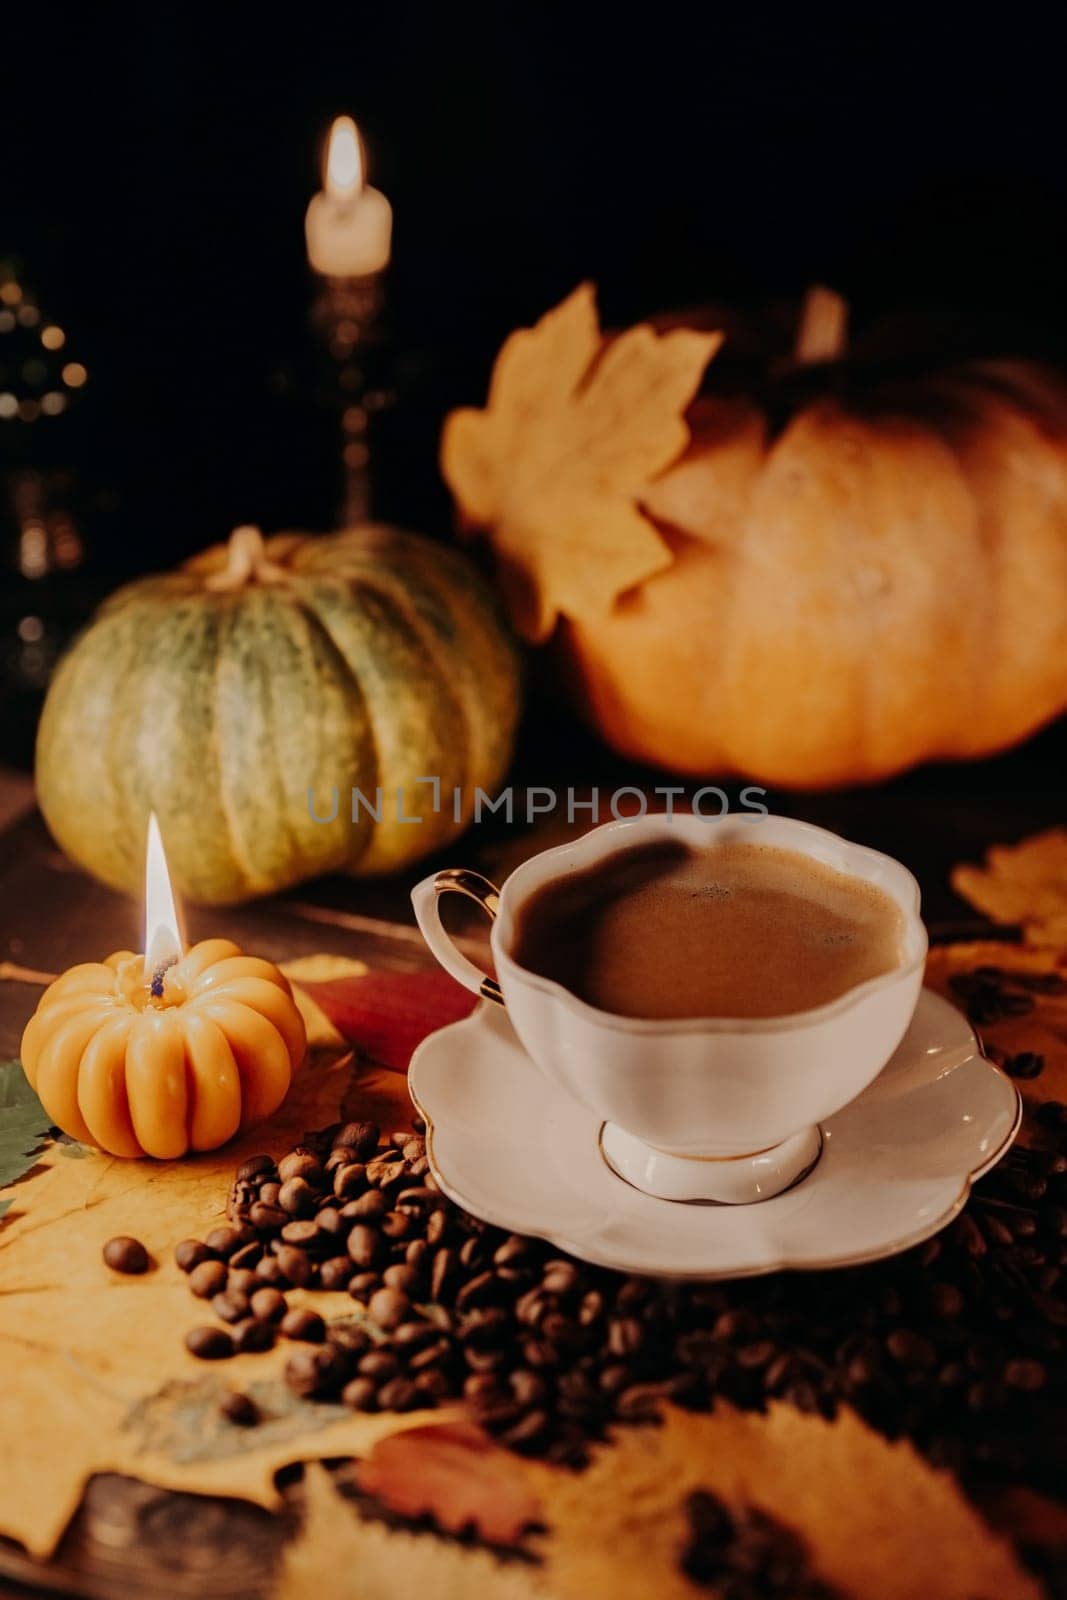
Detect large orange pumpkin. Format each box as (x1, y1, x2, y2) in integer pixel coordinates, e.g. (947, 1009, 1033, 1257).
(444, 287, 1067, 788)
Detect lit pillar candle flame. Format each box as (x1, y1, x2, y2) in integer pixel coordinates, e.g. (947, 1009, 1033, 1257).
(326, 115, 363, 199)
(305, 114, 393, 278)
(144, 813, 184, 986)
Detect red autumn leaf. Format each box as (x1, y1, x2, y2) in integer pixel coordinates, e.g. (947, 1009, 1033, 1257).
(353, 1421, 542, 1546)
(299, 969, 479, 1072)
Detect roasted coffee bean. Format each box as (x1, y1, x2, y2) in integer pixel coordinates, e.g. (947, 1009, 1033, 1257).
(237, 1155, 275, 1182)
(316, 1206, 344, 1237)
(188, 1259, 229, 1299)
(333, 1121, 380, 1160)
(396, 1186, 438, 1212)
(413, 1368, 452, 1402)
(233, 1317, 275, 1354)
(358, 1349, 401, 1381)
(205, 1225, 252, 1258)
(285, 1345, 349, 1399)
(348, 1272, 380, 1301)
(347, 1224, 385, 1269)
(459, 1237, 485, 1271)
(366, 1159, 406, 1190)
(380, 1210, 412, 1241)
(405, 1239, 430, 1273)
(408, 1338, 452, 1373)
(342, 1377, 378, 1411)
(250, 1286, 287, 1323)
(509, 1369, 547, 1408)
(326, 1145, 358, 1173)
(345, 1189, 387, 1223)
(280, 1308, 326, 1343)
(393, 1320, 437, 1351)
(259, 1182, 282, 1207)
(249, 1202, 288, 1231)
(280, 1219, 321, 1248)
(430, 1248, 456, 1302)
(255, 1256, 288, 1288)
(229, 1242, 262, 1272)
(369, 1287, 410, 1331)
(219, 1390, 260, 1425)
(930, 1283, 965, 1319)
(425, 1209, 450, 1248)
(279, 1177, 316, 1216)
(175, 1239, 214, 1274)
(378, 1377, 420, 1411)
(493, 1235, 531, 1269)
(333, 1163, 367, 1199)
(886, 1330, 937, 1370)
(273, 1245, 313, 1288)
(103, 1235, 151, 1275)
(607, 1317, 644, 1358)
(1006, 1051, 1045, 1080)
(1004, 1358, 1046, 1391)
(277, 1150, 323, 1184)
(542, 1260, 580, 1296)
(455, 1270, 497, 1312)
(320, 1256, 356, 1292)
(383, 1264, 422, 1295)
(186, 1326, 233, 1360)
(212, 1290, 251, 1324)
(500, 1409, 549, 1450)
(227, 1267, 260, 1297)
(329, 1322, 372, 1356)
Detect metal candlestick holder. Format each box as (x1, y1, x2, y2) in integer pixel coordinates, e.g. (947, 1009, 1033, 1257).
(310, 272, 393, 527)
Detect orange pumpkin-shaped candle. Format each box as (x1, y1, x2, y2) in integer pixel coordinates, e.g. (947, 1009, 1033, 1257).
(20, 939, 306, 1158)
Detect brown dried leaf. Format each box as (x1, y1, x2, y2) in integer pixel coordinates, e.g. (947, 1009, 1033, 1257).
(0, 1046, 433, 1560)
(275, 1464, 547, 1600)
(924, 940, 1067, 1120)
(952, 829, 1067, 945)
(351, 1421, 542, 1546)
(441, 284, 721, 642)
(538, 1404, 1040, 1600)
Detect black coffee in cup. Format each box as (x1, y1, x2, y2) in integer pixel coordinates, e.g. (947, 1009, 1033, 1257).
(512, 838, 904, 1021)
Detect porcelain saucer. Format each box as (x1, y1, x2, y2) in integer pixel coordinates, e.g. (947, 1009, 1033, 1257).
(408, 989, 1021, 1278)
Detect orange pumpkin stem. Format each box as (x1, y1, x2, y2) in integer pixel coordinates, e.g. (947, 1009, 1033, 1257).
(794, 285, 849, 365)
(205, 525, 290, 591)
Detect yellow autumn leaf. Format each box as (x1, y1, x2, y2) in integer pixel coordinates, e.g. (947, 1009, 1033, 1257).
(441, 284, 721, 641)
(952, 828, 1067, 946)
(538, 1404, 1040, 1600)
(0, 1046, 448, 1560)
(275, 1464, 548, 1600)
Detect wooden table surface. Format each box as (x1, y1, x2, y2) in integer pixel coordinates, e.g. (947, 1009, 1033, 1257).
(0, 720, 1064, 1598)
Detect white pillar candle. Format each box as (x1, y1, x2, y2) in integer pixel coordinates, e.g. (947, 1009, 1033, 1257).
(305, 116, 393, 278)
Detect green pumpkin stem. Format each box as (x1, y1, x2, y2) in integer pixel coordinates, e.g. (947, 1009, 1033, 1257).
(205, 526, 290, 592)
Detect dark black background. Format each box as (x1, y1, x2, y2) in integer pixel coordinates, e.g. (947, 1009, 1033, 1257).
(4, 1, 1067, 572)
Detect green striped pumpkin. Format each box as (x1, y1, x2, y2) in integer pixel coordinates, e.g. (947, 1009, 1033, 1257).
(36, 525, 522, 905)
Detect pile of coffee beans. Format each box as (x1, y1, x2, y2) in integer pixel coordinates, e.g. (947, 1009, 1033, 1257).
(680, 1489, 837, 1599)
(171, 1093, 1067, 1489)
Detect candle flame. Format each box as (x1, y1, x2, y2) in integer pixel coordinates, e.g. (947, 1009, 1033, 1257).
(325, 115, 364, 200)
(144, 813, 184, 978)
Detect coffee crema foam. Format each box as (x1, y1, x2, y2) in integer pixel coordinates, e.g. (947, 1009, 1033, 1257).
(512, 839, 905, 1021)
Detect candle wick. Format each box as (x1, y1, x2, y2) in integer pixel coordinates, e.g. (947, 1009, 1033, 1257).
(149, 955, 178, 1000)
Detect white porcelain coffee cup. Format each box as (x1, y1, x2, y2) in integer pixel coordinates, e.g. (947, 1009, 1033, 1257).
(412, 814, 927, 1203)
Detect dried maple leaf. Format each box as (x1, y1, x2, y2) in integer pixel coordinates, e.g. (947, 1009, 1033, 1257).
(441, 284, 722, 641)
(952, 829, 1067, 946)
(925, 940, 1067, 1124)
(0, 1045, 438, 1560)
(275, 1464, 547, 1600)
(351, 1420, 542, 1546)
(296, 968, 479, 1072)
(538, 1404, 1040, 1600)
